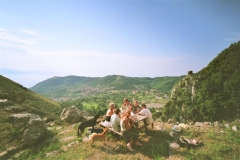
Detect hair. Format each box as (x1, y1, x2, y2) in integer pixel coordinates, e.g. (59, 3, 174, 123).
(123, 110, 131, 117)
(109, 102, 115, 107)
(123, 98, 129, 102)
(141, 103, 146, 108)
(115, 108, 121, 115)
(134, 100, 138, 103)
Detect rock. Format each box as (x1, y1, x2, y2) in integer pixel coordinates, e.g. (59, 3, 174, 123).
(204, 122, 210, 125)
(232, 126, 237, 132)
(155, 125, 166, 131)
(45, 115, 56, 123)
(213, 121, 220, 128)
(22, 117, 46, 146)
(178, 123, 189, 129)
(195, 122, 205, 127)
(67, 141, 79, 147)
(224, 124, 230, 128)
(8, 113, 41, 128)
(46, 150, 60, 158)
(0, 99, 8, 102)
(8, 113, 47, 147)
(60, 106, 84, 124)
(169, 130, 179, 139)
(167, 118, 175, 124)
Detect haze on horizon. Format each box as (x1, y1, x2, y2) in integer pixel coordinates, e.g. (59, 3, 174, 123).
(0, 0, 239, 88)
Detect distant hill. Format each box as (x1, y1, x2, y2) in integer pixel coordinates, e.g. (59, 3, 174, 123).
(30, 75, 185, 100)
(162, 41, 240, 122)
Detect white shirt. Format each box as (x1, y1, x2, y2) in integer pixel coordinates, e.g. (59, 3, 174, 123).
(110, 113, 121, 132)
(139, 108, 154, 125)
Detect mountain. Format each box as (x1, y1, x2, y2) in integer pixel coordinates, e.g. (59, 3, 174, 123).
(0, 75, 61, 116)
(30, 75, 185, 100)
(0, 75, 61, 153)
(162, 41, 240, 122)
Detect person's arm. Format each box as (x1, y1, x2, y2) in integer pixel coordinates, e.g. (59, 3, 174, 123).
(136, 107, 140, 113)
(106, 109, 111, 116)
(124, 118, 134, 130)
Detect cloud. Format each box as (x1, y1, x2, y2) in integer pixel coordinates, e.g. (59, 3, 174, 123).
(0, 28, 6, 32)
(20, 29, 37, 35)
(0, 42, 28, 50)
(0, 32, 36, 45)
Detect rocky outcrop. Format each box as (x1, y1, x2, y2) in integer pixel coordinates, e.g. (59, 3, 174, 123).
(1, 113, 47, 159)
(60, 106, 88, 124)
(8, 113, 47, 146)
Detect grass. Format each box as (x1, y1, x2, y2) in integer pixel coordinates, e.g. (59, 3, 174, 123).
(179, 123, 240, 160)
(151, 140, 169, 159)
(82, 102, 99, 110)
(19, 141, 62, 159)
(6, 121, 239, 160)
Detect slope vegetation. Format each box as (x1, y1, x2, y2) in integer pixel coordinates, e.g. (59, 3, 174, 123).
(30, 75, 184, 100)
(162, 41, 240, 122)
(0, 75, 61, 151)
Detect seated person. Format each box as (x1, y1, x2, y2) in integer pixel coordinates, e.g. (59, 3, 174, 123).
(139, 103, 154, 130)
(120, 110, 142, 151)
(120, 98, 132, 113)
(110, 108, 121, 132)
(132, 100, 140, 115)
(103, 102, 115, 127)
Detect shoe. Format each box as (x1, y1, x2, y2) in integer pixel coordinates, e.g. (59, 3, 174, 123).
(135, 142, 142, 146)
(127, 143, 134, 151)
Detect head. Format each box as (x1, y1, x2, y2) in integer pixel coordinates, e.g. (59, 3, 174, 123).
(123, 98, 129, 104)
(123, 110, 131, 118)
(141, 103, 147, 109)
(115, 108, 121, 115)
(109, 102, 115, 110)
(133, 100, 138, 106)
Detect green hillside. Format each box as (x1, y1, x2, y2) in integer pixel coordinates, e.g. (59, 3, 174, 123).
(30, 75, 184, 100)
(0, 75, 61, 152)
(162, 41, 240, 122)
(0, 75, 61, 116)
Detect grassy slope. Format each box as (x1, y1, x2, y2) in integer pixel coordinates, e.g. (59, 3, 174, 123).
(0, 75, 61, 152)
(17, 121, 240, 160)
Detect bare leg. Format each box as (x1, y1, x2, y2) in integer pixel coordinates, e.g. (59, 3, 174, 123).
(127, 140, 134, 151)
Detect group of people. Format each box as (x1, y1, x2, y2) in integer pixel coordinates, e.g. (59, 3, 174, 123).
(103, 98, 154, 151)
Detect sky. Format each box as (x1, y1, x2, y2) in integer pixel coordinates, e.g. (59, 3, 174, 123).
(0, 0, 240, 88)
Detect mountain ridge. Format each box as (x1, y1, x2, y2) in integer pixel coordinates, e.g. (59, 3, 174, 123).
(30, 75, 185, 100)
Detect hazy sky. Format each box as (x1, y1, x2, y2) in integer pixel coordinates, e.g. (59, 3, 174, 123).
(0, 0, 240, 88)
